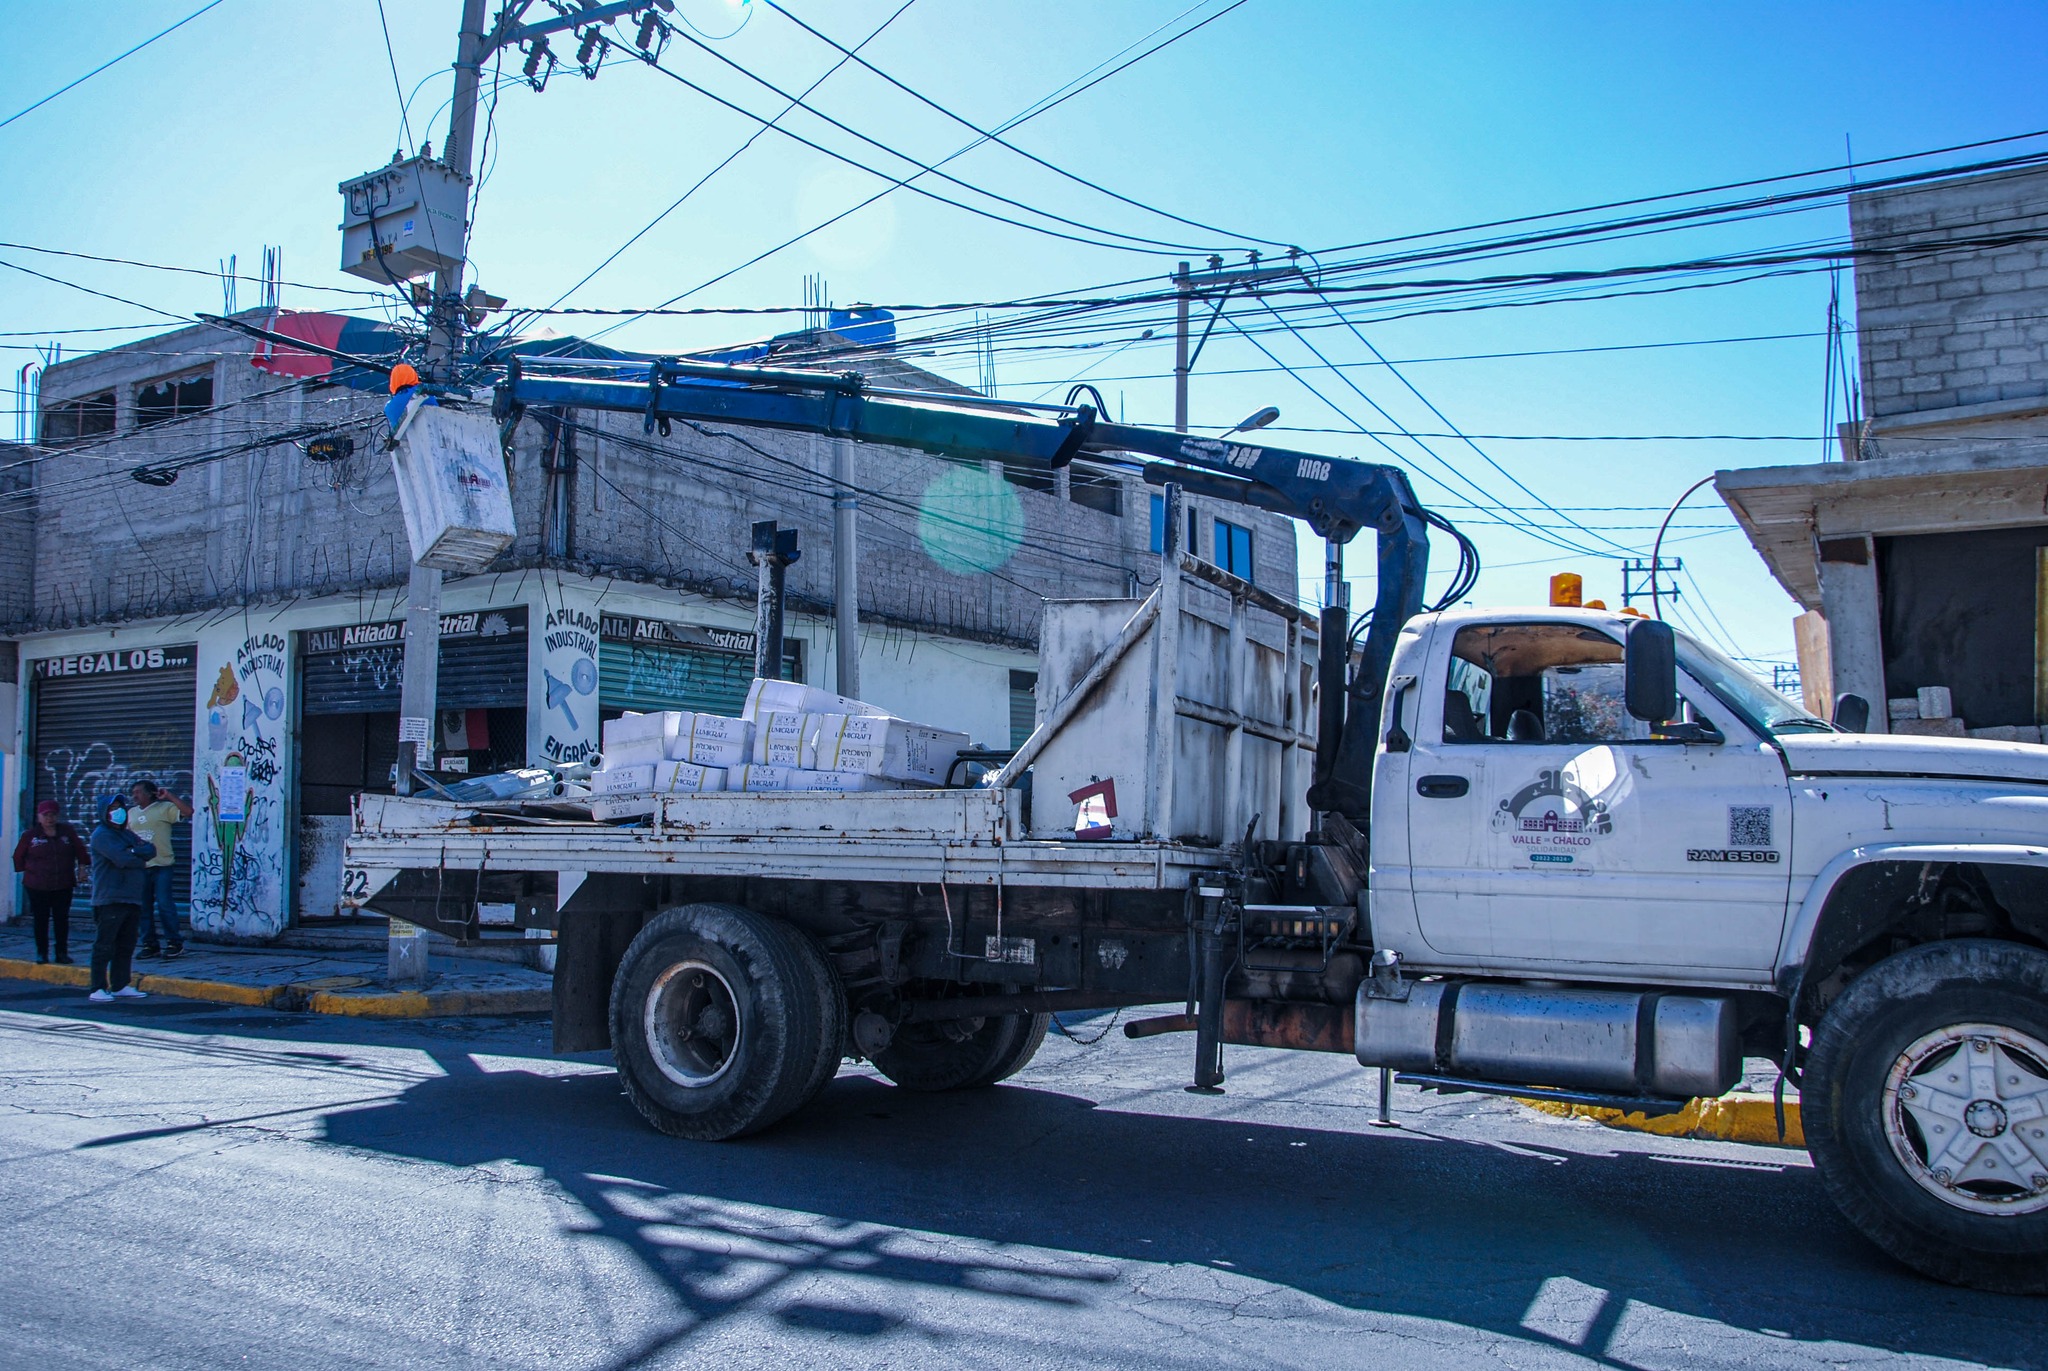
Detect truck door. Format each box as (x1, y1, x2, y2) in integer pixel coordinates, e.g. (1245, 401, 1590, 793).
(1405, 619, 1791, 978)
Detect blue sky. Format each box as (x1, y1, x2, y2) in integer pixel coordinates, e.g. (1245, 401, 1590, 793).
(6, 1, 2048, 673)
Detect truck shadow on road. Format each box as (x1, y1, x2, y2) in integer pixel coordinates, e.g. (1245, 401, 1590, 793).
(316, 1051, 2043, 1370)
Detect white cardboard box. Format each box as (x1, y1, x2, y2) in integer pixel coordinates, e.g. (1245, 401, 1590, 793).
(667, 713, 753, 768)
(784, 768, 904, 792)
(808, 714, 969, 786)
(727, 763, 794, 792)
(591, 763, 655, 795)
(601, 736, 669, 768)
(743, 678, 887, 721)
(603, 710, 685, 751)
(751, 709, 813, 766)
(653, 760, 727, 793)
(588, 793, 657, 820)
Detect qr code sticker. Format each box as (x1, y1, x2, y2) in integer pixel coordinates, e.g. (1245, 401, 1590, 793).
(1729, 806, 1773, 848)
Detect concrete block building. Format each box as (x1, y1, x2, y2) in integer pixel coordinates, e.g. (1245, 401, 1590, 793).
(2, 317, 1295, 938)
(1718, 163, 2048, 735)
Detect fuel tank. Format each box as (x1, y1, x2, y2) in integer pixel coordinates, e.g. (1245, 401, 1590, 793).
(1354, 981, 1741, 1099)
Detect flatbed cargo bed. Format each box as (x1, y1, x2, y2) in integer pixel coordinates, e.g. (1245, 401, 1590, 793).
(345, 791, 1237, 899)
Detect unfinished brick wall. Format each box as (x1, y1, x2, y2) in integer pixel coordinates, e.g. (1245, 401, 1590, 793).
(1852, 164, 2048, 420)
(15, 322, 1296, 643)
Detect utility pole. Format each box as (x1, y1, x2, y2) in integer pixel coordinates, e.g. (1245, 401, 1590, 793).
(393, 0, 487, 798)
(832, 439, 860, 698)
(1173, 261, 1192, 433)
(1170, 253, 1301, 561)
(749, 520, 799, 682)
(388, 0, 664, 797)
(1171, 254, 1301, 436)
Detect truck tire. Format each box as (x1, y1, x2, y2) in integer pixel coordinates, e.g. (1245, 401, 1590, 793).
(608, 903, 833, 1141)
(1803, 938, 2048, 1294)
(790, 929, 849, 1111)
(871, 1008, 1051, 1092)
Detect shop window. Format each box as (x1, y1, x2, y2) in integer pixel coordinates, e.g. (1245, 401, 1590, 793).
(136, 371, 214, 427)
(997, 457, 1056, 494)
(1214, 517, 1253, 581)
(40, 390, 115, 446)
(1009, 669, 1038, 748)
(1068, 465, 1123, 517)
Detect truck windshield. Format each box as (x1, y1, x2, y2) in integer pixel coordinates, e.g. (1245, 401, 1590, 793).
(1675, 631, 1833, 736)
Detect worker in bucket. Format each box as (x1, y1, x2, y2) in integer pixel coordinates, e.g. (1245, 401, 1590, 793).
(385, 362, 438, 432)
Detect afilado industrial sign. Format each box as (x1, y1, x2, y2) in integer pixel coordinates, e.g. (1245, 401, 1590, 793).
(599, 614, 756, 655)
(301, 611, 520, 656)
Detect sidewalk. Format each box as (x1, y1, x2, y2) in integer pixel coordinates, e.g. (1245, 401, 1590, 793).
(0, 920, 552, 1018)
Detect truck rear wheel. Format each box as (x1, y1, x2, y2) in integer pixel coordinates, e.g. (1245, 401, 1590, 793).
(1804, 938, 2048, 1294)
(609, 903, 835, 1141)
(871, 1004, 1051, 1092)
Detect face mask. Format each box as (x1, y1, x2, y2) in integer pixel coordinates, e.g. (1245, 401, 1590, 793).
(108, 809, 127, 826)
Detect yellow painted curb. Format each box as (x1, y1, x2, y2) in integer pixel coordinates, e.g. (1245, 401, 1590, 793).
(2, 956, 546, 1019)
(1521, 1092, 1804, 1148)
(304, 987, 551, 1017)
(0, 958, 89, 989)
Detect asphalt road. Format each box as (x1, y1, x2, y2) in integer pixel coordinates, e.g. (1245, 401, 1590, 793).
(1, 980, 2039, 1371)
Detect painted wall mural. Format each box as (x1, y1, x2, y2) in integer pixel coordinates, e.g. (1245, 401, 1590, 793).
(534, 589, 599, 766)
(190, 628, 290, 939)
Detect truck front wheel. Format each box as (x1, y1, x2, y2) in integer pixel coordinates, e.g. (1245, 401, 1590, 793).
(609, 903, 837, 1141)
(1804, 938, 2048, 1293)
(871, 1002, 1050, 1092)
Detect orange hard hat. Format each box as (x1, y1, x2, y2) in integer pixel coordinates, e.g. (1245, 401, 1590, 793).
(388, 362, 420, 394)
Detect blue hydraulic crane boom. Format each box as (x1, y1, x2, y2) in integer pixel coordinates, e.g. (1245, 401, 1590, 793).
(493, 354, 1450, 829)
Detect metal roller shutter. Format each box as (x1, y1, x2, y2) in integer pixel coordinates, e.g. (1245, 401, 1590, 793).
(600, 642, 756, 717)
(28, 645, 198, 908)
(598, 614, 800, 719)
(300, 607, 528, 714)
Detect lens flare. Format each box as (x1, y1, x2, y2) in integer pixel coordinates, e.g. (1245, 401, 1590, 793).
(917, 465, 1023, 575)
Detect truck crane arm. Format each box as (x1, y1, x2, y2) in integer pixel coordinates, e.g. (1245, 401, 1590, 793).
(493, 355, 1455, 826)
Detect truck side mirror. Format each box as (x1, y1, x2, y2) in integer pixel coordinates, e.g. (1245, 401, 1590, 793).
(1832, 692, 1871, 733)
(1624, 619, 1677, 723)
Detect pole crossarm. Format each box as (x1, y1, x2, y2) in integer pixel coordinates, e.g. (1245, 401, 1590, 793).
(488, 0, 657, 54)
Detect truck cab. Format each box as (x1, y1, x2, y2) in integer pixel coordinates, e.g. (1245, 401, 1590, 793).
(1371, 606, 2048, 995)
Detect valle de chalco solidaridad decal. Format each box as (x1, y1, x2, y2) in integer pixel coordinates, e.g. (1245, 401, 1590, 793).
(1492, 767, 1612, 865)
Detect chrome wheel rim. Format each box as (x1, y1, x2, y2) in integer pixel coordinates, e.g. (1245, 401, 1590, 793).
(1882, 1021, 2048, 1216)
(644, 960, 742, 1088)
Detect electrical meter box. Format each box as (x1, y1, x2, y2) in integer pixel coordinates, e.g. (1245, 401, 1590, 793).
(338, 155, 470, 283)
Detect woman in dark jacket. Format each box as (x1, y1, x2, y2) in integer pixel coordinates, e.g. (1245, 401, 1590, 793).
(13, 800, 88, 964)
(87, 795, 157, 1002)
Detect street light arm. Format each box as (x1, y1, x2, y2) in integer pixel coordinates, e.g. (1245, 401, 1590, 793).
(1649, 473, 1717, 619)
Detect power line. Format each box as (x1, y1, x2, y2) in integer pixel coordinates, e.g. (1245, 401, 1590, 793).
(760, 0, 1284, 250)
(1225, 306, 1617, 559)
(0, 0, 227, 133)
(1286, 290, 1635, 556)
(0, 240, 389, 298)
(534, 0, 920, 318)
(373, 0, 417, 156)
(631, 37, 1220, 256)
(587, 0, 1252, 338)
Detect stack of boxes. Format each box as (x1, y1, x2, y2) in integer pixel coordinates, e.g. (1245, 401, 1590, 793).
(585, 679, 972, 818)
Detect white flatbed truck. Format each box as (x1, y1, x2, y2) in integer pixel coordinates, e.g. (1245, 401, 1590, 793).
(344, 356, 2048, 1294)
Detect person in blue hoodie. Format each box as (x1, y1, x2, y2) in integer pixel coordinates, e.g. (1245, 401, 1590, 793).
(87, 795, 157, 1003)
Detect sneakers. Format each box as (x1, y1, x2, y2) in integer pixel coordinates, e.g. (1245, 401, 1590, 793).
(54, 955, 74, 965)
(112, 986, 147, 999)
(162, 945, 186, 961)
(136, 946, 161, 961)
(87, 989, 114, 1003)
